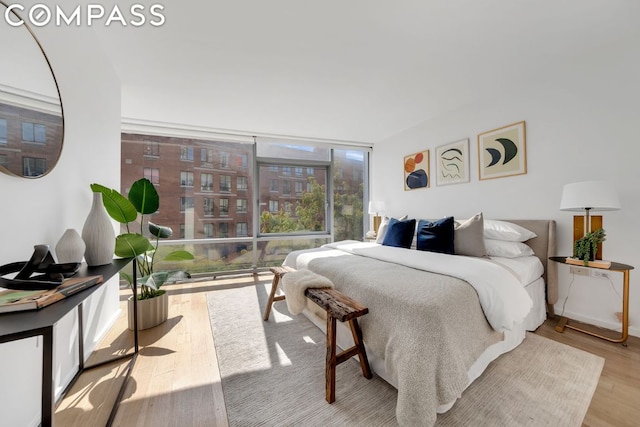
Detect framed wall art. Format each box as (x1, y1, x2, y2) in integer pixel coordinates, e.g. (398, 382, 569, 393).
(477, 121, 526, 180)
(404, 149, 429, 190)
(435, 138, 470, 186)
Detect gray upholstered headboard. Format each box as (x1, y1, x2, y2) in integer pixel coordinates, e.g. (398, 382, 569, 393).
(502, 220, 558, 312)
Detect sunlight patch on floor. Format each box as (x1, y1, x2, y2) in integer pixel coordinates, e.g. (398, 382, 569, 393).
(275, 342, 292, 366)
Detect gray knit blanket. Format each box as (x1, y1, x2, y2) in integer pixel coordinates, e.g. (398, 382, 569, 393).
(287, 248, 504, 426)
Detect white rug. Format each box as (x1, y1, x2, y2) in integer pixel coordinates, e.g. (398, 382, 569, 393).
(207, 283, 604, 426)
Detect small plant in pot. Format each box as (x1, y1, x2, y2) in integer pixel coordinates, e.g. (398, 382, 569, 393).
(91, 178, 194, 330)
(573, 228, 606, 266)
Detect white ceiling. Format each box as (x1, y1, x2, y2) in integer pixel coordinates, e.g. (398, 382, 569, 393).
(93, 0, 639, 144)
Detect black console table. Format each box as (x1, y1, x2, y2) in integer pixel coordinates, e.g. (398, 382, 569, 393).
(0, 258, 138, 427)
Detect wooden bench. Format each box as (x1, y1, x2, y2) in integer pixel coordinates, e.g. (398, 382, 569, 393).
(305, 287, 373, 403)
(263, 266, 295, 321)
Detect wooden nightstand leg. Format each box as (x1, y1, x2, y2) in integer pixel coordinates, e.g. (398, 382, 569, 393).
(555, 316, 568, 333)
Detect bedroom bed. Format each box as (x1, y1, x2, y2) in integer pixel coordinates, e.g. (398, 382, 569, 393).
(282, 218, 557, 426)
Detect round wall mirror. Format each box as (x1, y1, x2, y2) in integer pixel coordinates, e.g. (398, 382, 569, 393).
(0, 2, 64, 178)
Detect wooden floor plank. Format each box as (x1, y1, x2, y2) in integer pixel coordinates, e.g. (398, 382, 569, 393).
(55, 274, 639, 426)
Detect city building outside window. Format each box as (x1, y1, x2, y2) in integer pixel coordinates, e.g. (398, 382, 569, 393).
(333, 149, 366, 242)
(22, 122, 46, 143)
(204, 198, 214, 216)
(23, 157, 46, 176)
(180, 146, 194, 161)
(237, 176, 248, 191)
(201, 148, 214, 163)
(201, 173, 213, 191)
(180, 171, 194, 187)
(220, 151, 230, 168)
(220, 198, 229, 215)
(219, 223, 229, 238)
(144, 167, 159, 184)
(204, 223, 214, 238)
(180, 196, 194, 212)
(144, 140, 160, 157)
(121, 133, 367, 274)
(236, 198, 247, 214)
(0, 119, 7, 144)
(220, 175, 231, 192)
(238, 153, 248, 168)
(236, 222, 248, 237)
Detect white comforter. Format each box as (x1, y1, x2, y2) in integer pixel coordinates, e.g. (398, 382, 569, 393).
(284, 240, 536, 425)
(310, 241, 533, 332)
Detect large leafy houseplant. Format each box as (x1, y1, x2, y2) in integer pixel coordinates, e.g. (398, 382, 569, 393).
(91, 178, 194, 300)
(574, 228, 606, 266)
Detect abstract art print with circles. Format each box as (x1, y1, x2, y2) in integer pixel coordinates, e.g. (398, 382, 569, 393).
(404, 149, 430, 191)
(477, 121, 527, 181)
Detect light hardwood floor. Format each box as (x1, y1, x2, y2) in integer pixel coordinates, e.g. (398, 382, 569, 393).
(56, 274, 640, 426)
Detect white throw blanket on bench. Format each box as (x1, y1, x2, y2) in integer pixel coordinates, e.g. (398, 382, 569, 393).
(281, 269, 334, 315)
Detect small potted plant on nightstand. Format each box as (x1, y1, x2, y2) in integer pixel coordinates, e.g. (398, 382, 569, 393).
(91, 178, 194, 330)
(573, 228, 606, 266)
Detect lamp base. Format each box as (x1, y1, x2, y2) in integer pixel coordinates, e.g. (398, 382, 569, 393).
(573, 215, 603, 260)
(373, 215, 382, 235)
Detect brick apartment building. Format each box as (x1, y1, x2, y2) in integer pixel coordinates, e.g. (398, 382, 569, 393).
(121, 133, 364, 241)
(0, 102, 64, 177)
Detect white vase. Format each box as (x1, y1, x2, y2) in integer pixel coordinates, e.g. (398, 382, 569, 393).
(82, 192, 116, 266)
(55, 228, 86, 264)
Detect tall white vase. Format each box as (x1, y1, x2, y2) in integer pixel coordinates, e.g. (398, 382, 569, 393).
(55, 228, 86, 264)
(82, 192, 116, 266)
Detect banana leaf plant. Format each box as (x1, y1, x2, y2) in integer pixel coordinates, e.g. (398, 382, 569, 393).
(90, 178, 194, 300)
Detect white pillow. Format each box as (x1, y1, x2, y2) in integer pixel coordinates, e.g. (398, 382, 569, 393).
(375, 217, 390, 243)
(484, 220, 537, 242)
(485, 239, 535, 258)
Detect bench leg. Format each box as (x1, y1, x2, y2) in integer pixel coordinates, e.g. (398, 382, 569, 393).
(349, 318, 372, 379)
(263, 273, 284, 321)
(325, 315, 337, 403)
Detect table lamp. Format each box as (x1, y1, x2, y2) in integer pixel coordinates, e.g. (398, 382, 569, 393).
(368, 201, 386, 235)
(560, 180, 621, 237)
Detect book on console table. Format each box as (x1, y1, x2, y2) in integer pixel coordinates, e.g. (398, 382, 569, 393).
(565, 258, 611, 269)
(0, 275, 103, 314)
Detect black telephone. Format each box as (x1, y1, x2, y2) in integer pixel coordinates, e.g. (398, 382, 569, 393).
(0, 245, 81, 290)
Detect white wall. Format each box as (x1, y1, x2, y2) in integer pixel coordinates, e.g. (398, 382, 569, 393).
(0, 14, 121, 427)
(372, 35, 640, 337)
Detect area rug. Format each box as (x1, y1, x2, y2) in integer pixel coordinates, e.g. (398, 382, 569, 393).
(207, 283, 604, 426)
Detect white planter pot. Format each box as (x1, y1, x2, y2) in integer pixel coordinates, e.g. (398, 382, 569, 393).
(128, 291, 169, 331)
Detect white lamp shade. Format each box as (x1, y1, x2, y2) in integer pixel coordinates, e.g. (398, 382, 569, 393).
(368, 201, 386, 215)
(560, 181, 621, 212)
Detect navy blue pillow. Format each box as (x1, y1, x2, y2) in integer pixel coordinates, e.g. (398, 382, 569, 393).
(382, 218, 416, 249)
(416, 217, 455, 254)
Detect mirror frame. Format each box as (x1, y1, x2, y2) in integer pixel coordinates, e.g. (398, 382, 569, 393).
(0, 0, 65, 179)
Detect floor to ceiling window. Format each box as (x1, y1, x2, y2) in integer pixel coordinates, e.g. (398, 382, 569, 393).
(121, 132, 369, 275)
